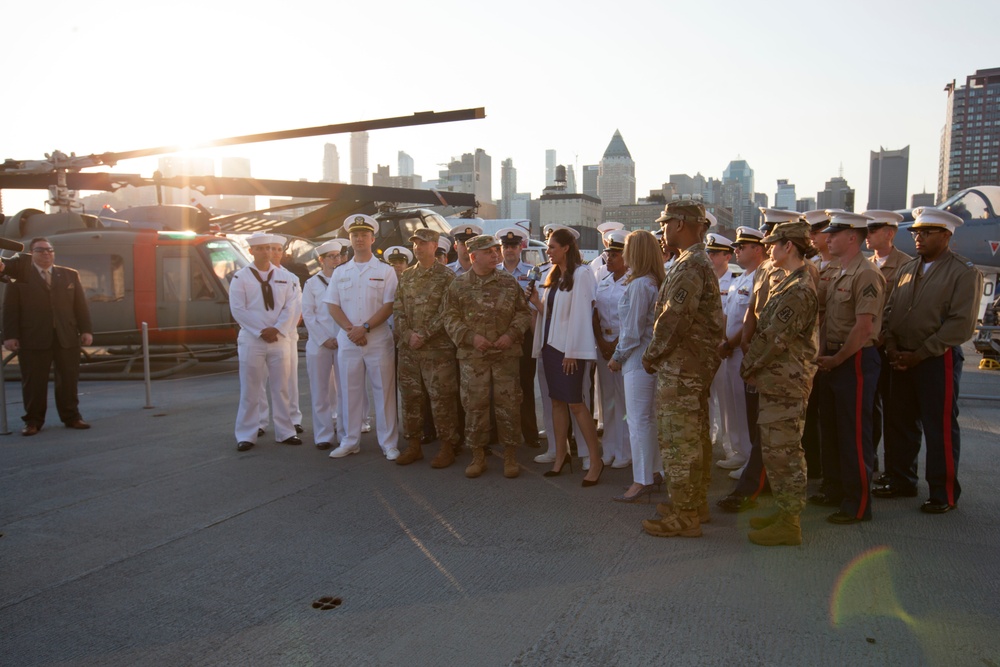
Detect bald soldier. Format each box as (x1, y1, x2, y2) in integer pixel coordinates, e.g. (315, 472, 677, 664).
(877, 207, 983, 513)
(641, 201, 724, 538)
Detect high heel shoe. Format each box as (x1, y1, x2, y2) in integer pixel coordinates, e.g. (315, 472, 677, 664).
(582, 459, 605, 487)
(543, 452, 573, 477)
(612, 484, 654, 503)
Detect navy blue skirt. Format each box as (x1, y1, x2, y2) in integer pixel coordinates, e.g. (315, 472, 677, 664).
(542, 344, 585, 404)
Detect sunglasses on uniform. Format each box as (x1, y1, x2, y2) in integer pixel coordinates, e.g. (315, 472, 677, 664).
(32, 247, 55, 253)
(909, 229, 945, 238)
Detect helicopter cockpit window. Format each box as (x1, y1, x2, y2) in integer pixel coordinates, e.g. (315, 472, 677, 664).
(944, 191, 990, 221)
(200, 240, 248, 292)
(73, 254, 125, 303)
(162, 254, 218, 302)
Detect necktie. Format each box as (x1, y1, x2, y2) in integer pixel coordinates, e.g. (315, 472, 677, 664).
(43, 269, 51, 288)
(250, 268, 275, 311)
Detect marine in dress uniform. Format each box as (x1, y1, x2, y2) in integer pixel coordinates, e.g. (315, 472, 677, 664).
(324, 214, 400, 460)
(814, 211, 886, 525)
(302, 239, 348, 450)
(443, 234, 531, 479)
(640, 201, 724, 538)
(393, 228, 461, 469)
(447, 222, 483, 276)
(230, 234, 302, 451)
(593, 229, 631, 468)
(877, 207, 984, 513)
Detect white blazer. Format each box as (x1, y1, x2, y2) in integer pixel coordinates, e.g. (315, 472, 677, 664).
(532, 264, 597, 360)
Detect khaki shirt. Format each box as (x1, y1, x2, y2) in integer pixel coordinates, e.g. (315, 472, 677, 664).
(752, 258, 787, 319)
(883, 249, 984, 362)
(815, 257, 841, 349)
(442, 268, 531, 359)
(393, 262, 456, 351)
(824, 252, 885, 348)
(642, 242, 724, 379)
(869, 246, 912, 305)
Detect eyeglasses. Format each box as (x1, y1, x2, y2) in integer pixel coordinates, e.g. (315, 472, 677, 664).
(910, 228, 945, 238)
(32, 247, 55, 254)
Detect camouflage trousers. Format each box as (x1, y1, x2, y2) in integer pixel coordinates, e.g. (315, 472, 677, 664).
(398, 347, 460, 446)
(656, 372, 712, 511)
(758, 392, 808, 515)
(459, 355, 522, 450)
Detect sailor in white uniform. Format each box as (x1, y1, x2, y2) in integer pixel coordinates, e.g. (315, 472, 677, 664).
(705, 231, 738, 457)
(593, 229, 631, 467)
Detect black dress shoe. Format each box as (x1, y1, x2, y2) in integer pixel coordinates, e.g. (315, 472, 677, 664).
(827, 511, 871, 525)
(873, 473, 891, 487)
(258, 428, 266, 437)
(920, 500, 956, 514)
(872, 483, 918, 498)
(808, 492, 843, 507)
(237, 441, 254, 451)
(294, 424, 304, 434)
(280, 436, 303, 446)
(315, 442, 332, 451)
(717, 495, 757, 513)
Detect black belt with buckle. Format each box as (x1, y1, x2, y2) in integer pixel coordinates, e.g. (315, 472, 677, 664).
(826, 342, 844, 353)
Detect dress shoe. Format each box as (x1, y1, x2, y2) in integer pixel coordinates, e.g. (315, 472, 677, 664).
(613, 484, 654, 503)
(920, 500, 957, 514)
(384, 448, 401, 461)
(582, 458, 591, 472)
(329, 444, 360, 458)
(258, 428, 266, 437)
(872, 482, 918, 498)
(361, 420, 372, 433)
(728, 465, 746, 480)
(65, 420, 90, 430)
(826, 511, 871, 525)
(524, 438, 540, 449)
(294, 424, 304, 434)
(21, 425, 40, 436)
(581, 460, 605, 487)
(873, 472, 890, 487)
(611, 458, 632, 469)
(716, 454, 747, 470)
(237, 441, 254, 451)
(534, 452, 556, 464)
(315, 442, 333, 451)
(808, 492, 843, 508)
(279, 436, 302, 445)
(717, 495, 757, 513)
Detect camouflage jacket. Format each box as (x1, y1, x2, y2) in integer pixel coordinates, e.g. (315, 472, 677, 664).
(741, 264, 818, 399)
(642, 242, 724, 378)
(442, 268, 531, 359)
(393, 262, 456, 350)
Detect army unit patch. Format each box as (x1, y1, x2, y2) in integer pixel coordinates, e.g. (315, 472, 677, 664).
(777, 306, 794, 323)
(674, 288, 689, 304)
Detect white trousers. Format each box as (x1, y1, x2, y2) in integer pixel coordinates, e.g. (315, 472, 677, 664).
(337, 339, 397, 452)
(259, 334, 303, 430)
(306, 344, 340, 445)
(623, 367, 663, 485)
(236, 332, 294, 443)
(538, 358, 590, 459)
(720, 351, 751, 461)
(596, 358, 630, 465)
(709, 362, 732, 454)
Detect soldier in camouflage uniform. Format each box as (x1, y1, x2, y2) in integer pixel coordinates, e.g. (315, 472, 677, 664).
(640, 201, 724, 538)
(443, 234, 531, 479)
(740, 220, 819, 546)
(393, 228, 461, 468)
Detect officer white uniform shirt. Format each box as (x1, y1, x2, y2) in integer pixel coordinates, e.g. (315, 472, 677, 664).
(594, 265, 630, 467)
(718, 264, 757, 468)
(323, 253, 399, 455)
(230, 259, 301, 445)
(302, 241, 346, 447)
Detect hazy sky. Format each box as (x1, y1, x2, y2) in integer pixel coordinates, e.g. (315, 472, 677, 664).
(3, 0, 998, 217)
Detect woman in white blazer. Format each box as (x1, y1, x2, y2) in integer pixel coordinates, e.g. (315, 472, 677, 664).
(529, 227, 604, 486)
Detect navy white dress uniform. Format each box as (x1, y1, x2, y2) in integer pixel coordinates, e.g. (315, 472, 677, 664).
(706, 232, 738, 459)
(230, 236, 302, 449)
(590, 221, 624, 282)
(881, 207, 984, 512)
(593, 229, 630, 467)
(447, 222, 483, 276)
(303, 239, 348, 449)
(385, 246, 414, 267)
(323, 215, 400, 458)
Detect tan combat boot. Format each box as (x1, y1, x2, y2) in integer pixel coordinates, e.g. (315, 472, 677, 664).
(748, 512, 802, 546)
(503, 446, 519, 479)
(465, 447, 487, 478)
(395, 438, 423, 466)
(642, 508, 702, 538)
(699, 502, 711, 524)
(749, 511, 781, 530)
(430, 442, 456, 469)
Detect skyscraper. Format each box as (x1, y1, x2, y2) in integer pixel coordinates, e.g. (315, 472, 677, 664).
(868, 146, 909, 210)
(597, 130, 636, 208)
(322, 143, 340, 183)
(817, 176, 855, 211)
(723, 159, 754, 197)
(565, 165, 577, 194)
(582, 165, 599, 198)
(398, 151, 414, 177)
(546, 150, 557, 187)
(350, 131, 369, 186)
(775, 179, 796, 210)
(938, 67, 1000, 201)
(434, 149, 492, 204)
(501, 158, 517, 219)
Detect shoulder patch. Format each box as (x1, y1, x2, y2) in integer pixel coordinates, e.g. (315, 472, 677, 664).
(862, 284, 878, 299)
(777, 306, 794, 323)
(674, 288, 688, 304)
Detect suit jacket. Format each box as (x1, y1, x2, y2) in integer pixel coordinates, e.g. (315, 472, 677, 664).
(2, 263, 93, 350)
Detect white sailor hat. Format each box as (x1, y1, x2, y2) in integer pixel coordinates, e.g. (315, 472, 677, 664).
(705, 233, 734, 252)
(437, 235, 452, 254)
(316, 239, 348, 257)
(495, 226, 528, 245)
(597, 221, 624, 235)
(268, 234, 287, 248)
(912, 207, 963, 234)
(450, 222, 484, 242)
(344, 213, 379, 235)
(544, 223, 580, 240)
(247, 232, 274, 247)
(604, 229, 628, 251)
(759, 208, 802, 224)
(734, 226, 765, 245)
(384, 245, 413, 264)
(803, 209, 841, 230)
(862, 210, 905, 228)
(705, 210, 718, 227)
(822, 210, 874, 233)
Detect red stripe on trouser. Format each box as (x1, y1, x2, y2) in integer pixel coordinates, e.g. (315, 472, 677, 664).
(854, 352, 868, 519)
(942, 348, 956, 506)
(750, 466, 767, 500)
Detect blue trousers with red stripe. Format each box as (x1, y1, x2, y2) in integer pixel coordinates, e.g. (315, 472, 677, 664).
(732, 384, 769, 498)
(820, 347, 880, 520)
(884, 346, 963, 506)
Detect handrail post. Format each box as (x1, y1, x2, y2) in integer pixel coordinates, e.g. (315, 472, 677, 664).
(142, 322, 153, 409)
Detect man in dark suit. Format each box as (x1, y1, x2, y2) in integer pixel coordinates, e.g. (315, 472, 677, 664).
(2, 237, 94, 435)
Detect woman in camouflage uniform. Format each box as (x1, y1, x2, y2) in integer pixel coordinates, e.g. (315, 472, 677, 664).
(740, 220, 819, 546)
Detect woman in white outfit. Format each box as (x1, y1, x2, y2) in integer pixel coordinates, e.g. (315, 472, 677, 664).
(593, 229, 630, 469)
(609, 231, 666, 502)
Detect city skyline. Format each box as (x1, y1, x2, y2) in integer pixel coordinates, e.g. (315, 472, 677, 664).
(2, 1, 997, 218)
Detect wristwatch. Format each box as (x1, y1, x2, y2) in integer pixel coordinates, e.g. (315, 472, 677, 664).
(363, 322, 371, 332)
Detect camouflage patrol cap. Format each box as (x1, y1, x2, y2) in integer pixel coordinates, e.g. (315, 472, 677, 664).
(408, 228, 441, 244)
(465, 234, 501, 252)
(656, 200, 708, 226)
(762, 220, 811, 244)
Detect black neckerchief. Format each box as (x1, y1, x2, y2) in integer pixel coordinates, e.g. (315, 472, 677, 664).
(250, 267, 275, 310)
(318, 274, 329, 287)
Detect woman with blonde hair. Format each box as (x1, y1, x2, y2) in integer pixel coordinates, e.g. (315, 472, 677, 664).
(608, 230, 667, 502)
